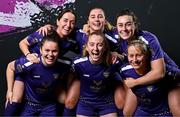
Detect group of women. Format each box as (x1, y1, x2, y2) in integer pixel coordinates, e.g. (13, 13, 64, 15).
(4, 7, 180, 117)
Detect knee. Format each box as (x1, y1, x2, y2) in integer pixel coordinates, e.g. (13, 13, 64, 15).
(65, 98, 77, 109)
(115, 99, 124, 109)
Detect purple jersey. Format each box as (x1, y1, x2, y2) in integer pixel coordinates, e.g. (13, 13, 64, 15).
(72, 57, 122, 104)
(120, 64, 171, 116)
(112, 29, 179, 76)
(26, 28, 86, 64)
(14, 56, 69, 104)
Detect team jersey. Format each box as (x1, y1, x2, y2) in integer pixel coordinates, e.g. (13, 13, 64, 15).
(72, 57, 123, 104)
(26, 27, 86, 65)
(14, 56, 69, 104)
(112, 29, 179, 76)
(120, 63, 171, 115)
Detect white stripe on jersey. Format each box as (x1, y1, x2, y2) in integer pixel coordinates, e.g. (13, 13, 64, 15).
(138, 36, 149, 45)
(24, 62, 33, 67)
(114, 34, 119, 39)
(104, 33, 118, 43)
(78, 29, 84, 33)
(57, 59, 71, 65)
(121, 65, 133, 72)
(74, 57, 88, 64)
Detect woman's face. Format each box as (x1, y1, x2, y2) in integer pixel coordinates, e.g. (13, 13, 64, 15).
(127, 45, 147, 71)
(116, 15, 136, 40)
(86, 34, 105, 64)
(56, 12, 75, 38)
(88, 8, 106, 33)
(40, 41, 59, 66)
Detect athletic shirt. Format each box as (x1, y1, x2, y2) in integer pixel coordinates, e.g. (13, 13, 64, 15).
(26, 27, 86, 65)
(72, 57, 123, 104)
(120, 63, 170, 114)
(112, 29, 179, 75)
(14, 56, 69, 104)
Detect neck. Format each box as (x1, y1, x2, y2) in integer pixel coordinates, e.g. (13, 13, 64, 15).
(89, 56, 103, 65)
(135, 65, 149, 75)
(56, 29, 65, 39)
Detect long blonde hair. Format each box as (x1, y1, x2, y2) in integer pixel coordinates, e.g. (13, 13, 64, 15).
(83, 32, 112, 66)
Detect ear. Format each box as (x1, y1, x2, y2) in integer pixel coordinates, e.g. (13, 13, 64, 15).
(56, 19, 59, 26)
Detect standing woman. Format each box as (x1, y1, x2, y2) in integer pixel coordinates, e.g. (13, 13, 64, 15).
(114, 9, 180, 116)
(72, 32, 122, 117)
(64, 7, 125, 116)
(120, 40, 172, 116)
(5, 33, 69, 116)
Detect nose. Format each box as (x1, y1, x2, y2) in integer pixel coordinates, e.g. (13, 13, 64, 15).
(132, 56, 138, 62)
(67, 21, 71, 27)
(122, 25, 127, 30)
(49, 51, 53, 56)
(94, 45, 98, 51)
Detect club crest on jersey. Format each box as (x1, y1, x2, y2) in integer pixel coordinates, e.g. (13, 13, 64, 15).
(53, 74, 59, 79)
(16, 64, 24, 72)
(32, 37, 39, 43)
(147, 86, 153, 92)
(103, 72, 110, 78)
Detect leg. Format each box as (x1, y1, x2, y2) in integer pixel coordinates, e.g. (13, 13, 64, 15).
(63, 79, 80, 116)
(4, 80, 24, 116)
(12, 80, 24, 102)
(100, 113, 118, 117)
(168, 86, 180, 116)
(123, 89, 137, 117)
(114, 85, 126, 109)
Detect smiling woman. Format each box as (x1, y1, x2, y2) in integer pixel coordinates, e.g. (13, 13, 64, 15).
(119, 40, 172, 116)
(4, 32, 70, 116)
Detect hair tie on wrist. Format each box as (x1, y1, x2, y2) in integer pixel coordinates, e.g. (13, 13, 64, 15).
(25, 53, 30, 57)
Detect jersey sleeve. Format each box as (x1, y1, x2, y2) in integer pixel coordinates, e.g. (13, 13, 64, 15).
(26, 32, 43, 46)
(14, 56, 33, 74)
(140, 31, 164, 61)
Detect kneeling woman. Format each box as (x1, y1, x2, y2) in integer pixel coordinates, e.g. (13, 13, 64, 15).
(120, 40, 172, 116)
(5, 33, 69, 116)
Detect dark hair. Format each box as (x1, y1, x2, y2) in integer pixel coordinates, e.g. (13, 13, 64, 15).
(57, 9, 76, 23)
(40, 31, 59, 48)
(116, 8, 140, 33)
(83, 32, 112, 66)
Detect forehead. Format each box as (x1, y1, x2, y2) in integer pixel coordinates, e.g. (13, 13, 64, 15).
(89, 8, 105, 16)
(42, 41, 58, 48)
(88, 34, 104, 43)
(117, 15, 133, 23)
(60, 12, 75, 20)
(128, 45, 142, 53)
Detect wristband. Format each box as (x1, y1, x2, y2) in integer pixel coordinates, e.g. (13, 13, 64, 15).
(25, 53, 30, 57)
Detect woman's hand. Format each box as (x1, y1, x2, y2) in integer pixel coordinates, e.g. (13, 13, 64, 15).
(26, 53, 39, 63)
(5, 91, 13, 107)
(37, 24, 53, 36)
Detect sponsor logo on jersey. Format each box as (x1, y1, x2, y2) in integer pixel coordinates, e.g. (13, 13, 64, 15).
(103, 72, 110, 78)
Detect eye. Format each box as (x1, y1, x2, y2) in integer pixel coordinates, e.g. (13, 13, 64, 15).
(118, 24, 123, 28)
(126, 22, 133, 27)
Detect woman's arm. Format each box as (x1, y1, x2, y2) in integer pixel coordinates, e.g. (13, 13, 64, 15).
(19, 37, 39, 63)
(125, 58, 165, 88)
(6, 61, 15, 105)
